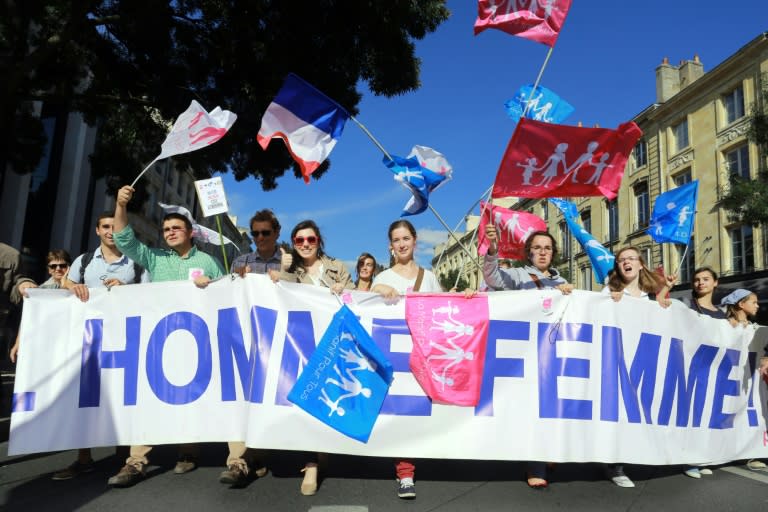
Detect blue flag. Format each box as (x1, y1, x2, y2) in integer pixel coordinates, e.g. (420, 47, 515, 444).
(504, 84, 574, 125)
(548, 198, 615, 284)
(287, 305, 393, 443)
(647, 181, 699, 244)
(384, 154, 447, 216)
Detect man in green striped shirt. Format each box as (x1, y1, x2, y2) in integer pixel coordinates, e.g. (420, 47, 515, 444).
(108, 184, 224, 487)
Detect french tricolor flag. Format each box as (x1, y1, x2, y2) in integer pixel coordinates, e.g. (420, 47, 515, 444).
(257, 73, 350, 183)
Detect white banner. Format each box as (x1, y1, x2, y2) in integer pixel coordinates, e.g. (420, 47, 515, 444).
(10, 276, 768, 465)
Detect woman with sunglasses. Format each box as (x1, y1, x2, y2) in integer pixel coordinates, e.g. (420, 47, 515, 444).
(603, 246, 672, 488)
(10, 249, 71, 362)
(354, 252, 377, 291)
(279, 220, 353, 495)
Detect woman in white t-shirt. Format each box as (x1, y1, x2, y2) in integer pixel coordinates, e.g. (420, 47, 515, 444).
(372, 220, 442, 300)
(371, 219, 442, 499)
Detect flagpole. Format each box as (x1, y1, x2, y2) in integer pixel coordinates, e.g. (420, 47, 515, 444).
(348, 115, 477, 263)
(130, 158, 159, 189)
(672, 242, 691, 277)
(521, 46, 555, 120)
(215, 214, 230, 271)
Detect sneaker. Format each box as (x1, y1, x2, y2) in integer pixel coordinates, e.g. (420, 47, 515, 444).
(174, 458, 197, 474)
(300, 465, 318, 496)
(747, 459, 767, 470)
(52, 459, 95, 481)
(107, 464, 145, 488)
(254, 465, 268, 478)
(219, 464, 250, 486)
(684, 467, 702, 479)
(397, 478, 416, 499)
(606, 466, 635, 488)
(699, 468, 713, 475)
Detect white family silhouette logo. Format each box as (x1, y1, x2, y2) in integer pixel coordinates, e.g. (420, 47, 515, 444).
(317, 332, 377, 418)
(426, 301, 476, 390)
(518, 141, 613, 187)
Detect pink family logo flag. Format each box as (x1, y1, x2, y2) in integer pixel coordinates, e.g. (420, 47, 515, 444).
(477, 201, 546, 260)
(474, 0, 572, 47)
(492, 118, 642, 200)
(258, 73, 350, 183)
(157, 100, 237, 160)
(405, 294, 490, 406)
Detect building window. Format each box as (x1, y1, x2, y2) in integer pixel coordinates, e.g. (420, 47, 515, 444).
(634, 182, 649, 230)
(559, 221, 571, 258)
(724, 85, 745, 124)
(607, 199, 619, 242)
(673, 118, 689, 152)
(725, 145, 750, 179)
(676, 237, 695, 283)
(581, 209, 591, 234)
(542, 201, 548, 220)
(633, 140, 648, 168)
(730, 225, 754, 273)
(673, 169, 692, 187)
(580, 266, 593, 291)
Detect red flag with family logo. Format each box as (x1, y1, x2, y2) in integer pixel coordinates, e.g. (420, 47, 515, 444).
(474, 0, 572, 47)
(492, 118, 642, 200)
(477, 201, 546, 260)
(405, 294, 489, 406)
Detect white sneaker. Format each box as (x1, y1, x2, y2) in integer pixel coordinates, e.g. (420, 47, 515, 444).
(747, 459, 767, 470)
(611, 475, 635, 488)
(684, 467, 701, 479)
(699, 468, 713, 475)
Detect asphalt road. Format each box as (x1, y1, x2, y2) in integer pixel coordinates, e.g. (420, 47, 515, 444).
(1, 443, 767, 511)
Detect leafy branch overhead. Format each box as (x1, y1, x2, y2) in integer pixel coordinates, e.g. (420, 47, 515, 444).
(1, 0, 450, 198)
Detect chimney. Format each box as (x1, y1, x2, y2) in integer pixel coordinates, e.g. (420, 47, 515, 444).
(655, 56, 680, 103)
(679, 54, 704, 90)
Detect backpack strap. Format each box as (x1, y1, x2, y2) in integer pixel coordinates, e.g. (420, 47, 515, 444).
(132, 261, 145, 284)
(78, 251, 94, 284)
(528, 273, 544, 290)
(413, 267, 425, 292)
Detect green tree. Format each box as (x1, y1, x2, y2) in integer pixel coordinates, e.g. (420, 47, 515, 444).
(720, 73, 768, 224)
(1, 1, 450, 199)
(439, 268, 469, 292)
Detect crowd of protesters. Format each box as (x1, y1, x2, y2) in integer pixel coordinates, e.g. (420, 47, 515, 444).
(4, 185, 768, 500)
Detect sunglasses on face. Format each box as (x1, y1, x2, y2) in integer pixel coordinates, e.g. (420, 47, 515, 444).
(251, 229, 273, 238)
(48, 263, 69, 270)
(294, 236, 318, 246)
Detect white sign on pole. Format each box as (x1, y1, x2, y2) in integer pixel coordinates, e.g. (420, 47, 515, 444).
(194, 176, 229, 217)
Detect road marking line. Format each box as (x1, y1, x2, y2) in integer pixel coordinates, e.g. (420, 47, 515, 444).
(720, 465, 768, 484)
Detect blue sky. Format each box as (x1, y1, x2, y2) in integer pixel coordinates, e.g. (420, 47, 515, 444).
(216, 1, 767, 276)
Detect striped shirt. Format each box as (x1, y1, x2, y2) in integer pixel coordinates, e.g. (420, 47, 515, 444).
(113, 225, 224, 283)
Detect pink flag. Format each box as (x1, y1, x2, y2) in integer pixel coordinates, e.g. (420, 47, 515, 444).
(474, 0, 572, 47)
(492, 118, 642, 200)
(157, 100, 237, 159)
(477, 201, 546, 260)
(406, 294, 489, 406)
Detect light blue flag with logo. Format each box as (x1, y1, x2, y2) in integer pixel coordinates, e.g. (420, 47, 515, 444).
(287, 305, 393, 443)
(548, 198, 615, 284)
(647, 180, 699, 244)
(504, 84, 575, 125)
(384, 154, 448, 216)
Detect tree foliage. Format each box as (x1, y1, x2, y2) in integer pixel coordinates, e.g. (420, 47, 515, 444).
(1, 1, 450, 198)
(720, 73, 768, 224)
(439, 268, 469, 292)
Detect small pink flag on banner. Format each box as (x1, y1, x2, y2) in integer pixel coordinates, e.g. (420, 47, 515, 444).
(477, 201, 546, 260)
(474, 0, 572, 47)
(406, 294, 489, 406)
(157, 100, 237, 159)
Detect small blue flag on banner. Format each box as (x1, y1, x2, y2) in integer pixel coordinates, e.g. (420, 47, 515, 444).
(548, 198, 615, 284)
(504, 84, 574, 125)
(384, 154, 448, 216)
(647, 180, 699, 244)
(287, 305, 393, 443)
